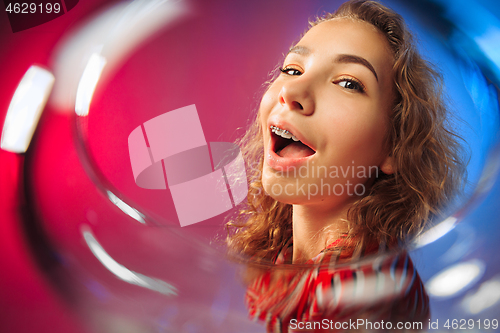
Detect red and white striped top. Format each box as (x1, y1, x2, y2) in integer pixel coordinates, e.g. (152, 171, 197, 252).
(246, 237, 429, 332)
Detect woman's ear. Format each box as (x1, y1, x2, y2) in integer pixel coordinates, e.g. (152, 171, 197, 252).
(380, 155, 395, 175)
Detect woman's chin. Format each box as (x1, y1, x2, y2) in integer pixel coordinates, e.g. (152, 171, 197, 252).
(262, 179, 365, 208)
(264, 192, 311, 205)
(261, 183, 323, 205)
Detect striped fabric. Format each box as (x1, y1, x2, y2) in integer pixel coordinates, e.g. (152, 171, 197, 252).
(246, 237, 429, 332)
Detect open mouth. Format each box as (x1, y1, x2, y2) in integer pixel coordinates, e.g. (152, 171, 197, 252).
(270, 125, 316, 158)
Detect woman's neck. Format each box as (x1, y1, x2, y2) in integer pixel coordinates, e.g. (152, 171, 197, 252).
(291, 199, 354, 263)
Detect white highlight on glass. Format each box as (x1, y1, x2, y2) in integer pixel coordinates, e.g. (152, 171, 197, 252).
(427, 259, 485, 298)
(83, 228, 177, 296)
(75, 53, 106, 117)
(462, 276, 500, 314)
(51, 0, 189, 112)
(469, 7, 500, 80)
(107, 190, 146, 224)
(413, 216, 458, 248)
(1, 66, 54, 153)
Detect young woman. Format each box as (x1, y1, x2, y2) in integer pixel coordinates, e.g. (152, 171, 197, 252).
(227, 0, 465, 331)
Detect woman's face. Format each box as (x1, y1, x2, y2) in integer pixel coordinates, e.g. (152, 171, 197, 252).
(260, 18, 395, 207)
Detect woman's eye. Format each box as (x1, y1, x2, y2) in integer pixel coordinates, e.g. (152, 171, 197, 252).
(279, 67, 302, 76)
(337, 78, 365, 93)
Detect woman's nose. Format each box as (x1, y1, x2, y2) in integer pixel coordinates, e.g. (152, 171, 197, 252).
(278, 78, 315, 116)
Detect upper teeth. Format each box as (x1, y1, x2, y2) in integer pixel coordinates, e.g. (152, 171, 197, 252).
(270, 125, 299, 141)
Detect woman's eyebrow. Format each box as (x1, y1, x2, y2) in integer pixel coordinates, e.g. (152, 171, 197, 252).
(287, 45, 311, 56)
(335, 54, 379, 81)
(286, 47, 379, 82)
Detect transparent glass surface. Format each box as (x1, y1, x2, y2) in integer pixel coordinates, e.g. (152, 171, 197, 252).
(14, 0, 500, 331)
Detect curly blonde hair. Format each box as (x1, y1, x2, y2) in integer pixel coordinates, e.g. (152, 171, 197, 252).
(226, 0, 465, 262)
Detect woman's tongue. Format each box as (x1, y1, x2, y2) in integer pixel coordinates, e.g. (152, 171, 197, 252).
(278, 142, 315, 158)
